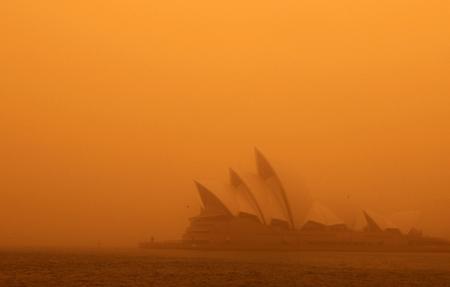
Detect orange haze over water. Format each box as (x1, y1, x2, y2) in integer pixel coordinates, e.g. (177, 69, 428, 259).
(1, 1, 449, 247)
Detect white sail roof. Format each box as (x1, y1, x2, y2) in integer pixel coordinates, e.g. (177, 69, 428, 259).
(195, 177, 264, 222)
(229, 169, 264, 223)
(255, 148, 294, 227)
(194, 180, 239, 217)
(193, 148, 336, 230)
(194, 181, 233, 217)
(231, 169, 289, 225)
(255, 148, 313, 229)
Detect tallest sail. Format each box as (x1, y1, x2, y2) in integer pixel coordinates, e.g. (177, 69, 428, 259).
(254, 148, 295, 229)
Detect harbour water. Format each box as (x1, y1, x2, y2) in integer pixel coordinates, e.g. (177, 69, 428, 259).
(1, 248, 450, 286)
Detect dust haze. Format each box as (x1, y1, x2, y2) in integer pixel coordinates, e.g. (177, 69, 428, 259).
(1, 0, 449, 247)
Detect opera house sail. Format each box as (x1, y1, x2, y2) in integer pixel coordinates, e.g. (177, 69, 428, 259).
(141, 149, 450, 252)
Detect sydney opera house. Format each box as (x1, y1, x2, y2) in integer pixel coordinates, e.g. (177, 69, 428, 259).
(143, 149, 450, 251)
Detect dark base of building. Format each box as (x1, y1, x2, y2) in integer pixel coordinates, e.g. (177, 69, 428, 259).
(140, 216, 450, 252)
(139, 239, 450, 253)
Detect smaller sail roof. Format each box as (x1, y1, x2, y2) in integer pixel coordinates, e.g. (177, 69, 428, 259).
(303, 201, 345, 226)
(353, 209, 397, 232)
(194, 181, 232, 217)
(194, 180, 239, 217)
(389, 211, 421, 234)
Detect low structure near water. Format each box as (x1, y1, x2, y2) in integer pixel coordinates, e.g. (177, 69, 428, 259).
(141, 149, 450, 252)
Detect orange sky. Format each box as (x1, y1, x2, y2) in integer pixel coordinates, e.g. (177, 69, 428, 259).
(1, 0, 449, 247)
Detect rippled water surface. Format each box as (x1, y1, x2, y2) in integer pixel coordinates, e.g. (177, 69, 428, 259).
(1, 249, 450, 286)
